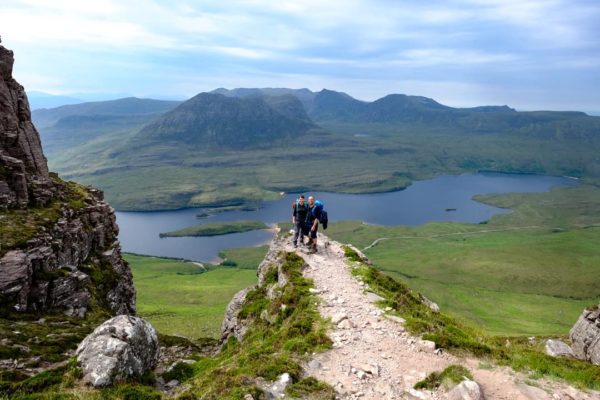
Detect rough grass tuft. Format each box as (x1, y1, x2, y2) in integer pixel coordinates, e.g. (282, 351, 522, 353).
(286, 377, 336, 399)
(342, 245, 362, 262)
(414, 365, 473, 390)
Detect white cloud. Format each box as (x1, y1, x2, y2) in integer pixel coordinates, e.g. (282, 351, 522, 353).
(1, 0, 599, 111)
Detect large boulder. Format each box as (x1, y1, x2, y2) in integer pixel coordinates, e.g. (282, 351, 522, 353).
(76, 315, 159, 387)
(569, 305, 600, 365)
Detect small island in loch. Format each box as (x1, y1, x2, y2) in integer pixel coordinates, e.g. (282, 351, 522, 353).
(159, 220, 269, 237)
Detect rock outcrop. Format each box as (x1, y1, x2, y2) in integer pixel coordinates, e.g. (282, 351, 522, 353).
(76, 315, 159, 387)
(0, 46, 52, 209)
(570, 304, 600, 365)
(0, 44, 135, 317)
(220, 287, 252, 343)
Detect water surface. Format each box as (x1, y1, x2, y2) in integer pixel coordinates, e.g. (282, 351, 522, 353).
(116, 173, 576, 262)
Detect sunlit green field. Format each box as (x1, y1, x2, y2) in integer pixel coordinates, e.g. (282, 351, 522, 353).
(326, 185, 600, 336)
(125, 246, 267, 339)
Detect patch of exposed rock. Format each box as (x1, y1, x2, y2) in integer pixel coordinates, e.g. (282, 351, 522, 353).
(220, 287, 253, 343)
(570, 304, 600, 365)
(76, 315, 159, 387)
(544, 339, 574, 359)
(446, 379, 484, 400)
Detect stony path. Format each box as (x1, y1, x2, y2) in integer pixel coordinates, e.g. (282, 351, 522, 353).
(285, 235, 599, 400)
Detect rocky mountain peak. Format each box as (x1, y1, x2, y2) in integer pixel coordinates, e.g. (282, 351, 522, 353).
(1, 45, 52, 209)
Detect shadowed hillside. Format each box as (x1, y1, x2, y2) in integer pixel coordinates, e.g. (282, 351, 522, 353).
(135, 92, 316, 149)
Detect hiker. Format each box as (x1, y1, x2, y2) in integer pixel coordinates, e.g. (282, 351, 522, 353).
(306, 195, 322, 253)
(292, 195, 308, 247)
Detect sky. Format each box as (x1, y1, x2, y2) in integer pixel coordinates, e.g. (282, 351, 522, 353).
(1, 0, 599, 112)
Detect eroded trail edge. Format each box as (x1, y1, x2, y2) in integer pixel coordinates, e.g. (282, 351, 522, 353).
(289, 235, 597, 400)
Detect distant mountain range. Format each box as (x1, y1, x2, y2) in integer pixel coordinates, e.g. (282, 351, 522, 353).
(32, 88, 600, 210)
(213, 88, 600, 140)
(33, 97, 181, 128)
(34, 88, 600, 153)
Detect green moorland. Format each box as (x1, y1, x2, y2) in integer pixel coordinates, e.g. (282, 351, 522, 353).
(50, 126, 600, 211)
(125, 245, 268, 339)
(219, 245, 270, 268)
(159, 220, 269, 238)
(326, 185, 600, 336)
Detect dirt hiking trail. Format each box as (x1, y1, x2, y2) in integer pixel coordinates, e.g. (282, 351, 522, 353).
(285, 234, 599, 400)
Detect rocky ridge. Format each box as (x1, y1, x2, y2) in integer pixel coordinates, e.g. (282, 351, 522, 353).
(0, 46, 51, 209)
(0, 44, 135, 317)
(222, 233, 600, 399)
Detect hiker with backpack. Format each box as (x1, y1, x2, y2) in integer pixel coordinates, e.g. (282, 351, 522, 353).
(306, 195, 326, 254)
(292, 195, 308, 248)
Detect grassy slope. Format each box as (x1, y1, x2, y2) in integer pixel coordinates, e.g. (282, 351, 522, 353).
(344, 246, 600, 390)
(219, 245, 269, 269)
(47, 120, 600, 210)
(326, 185, 600, 336)
(159, 220, 268, 237)
(125, 245, 268, 339)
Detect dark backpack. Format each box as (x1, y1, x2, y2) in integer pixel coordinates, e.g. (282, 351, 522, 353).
(312, 200, 328, 230)
(320, 210, 328, 230)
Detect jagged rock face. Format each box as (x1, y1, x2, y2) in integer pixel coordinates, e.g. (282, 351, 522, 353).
(0, 187, 136, 316)
(0, 44, 135, 317)
(570, 305, 600, 365)
(0, 45, 51, 209)
(220, 287, 252, 343)
(76, 315, 159, 387)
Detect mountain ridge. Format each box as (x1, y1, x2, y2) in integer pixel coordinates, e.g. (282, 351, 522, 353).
(135, 92, 316, 149)
(33, 86, 600, 211)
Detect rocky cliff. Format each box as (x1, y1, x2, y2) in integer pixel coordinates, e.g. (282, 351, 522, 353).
(0, 46, 52, 209)
(0, 44, 135, 317)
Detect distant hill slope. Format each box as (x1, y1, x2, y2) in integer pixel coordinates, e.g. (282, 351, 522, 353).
(214, 87, 600, 140)
(32, 97, 182, 128)
(27, 91, 84, 110)
(33, 98, 182, 157)
(135, 92, 316, 149)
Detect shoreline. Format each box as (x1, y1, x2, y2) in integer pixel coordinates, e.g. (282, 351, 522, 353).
(111, 171, 582, 213)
